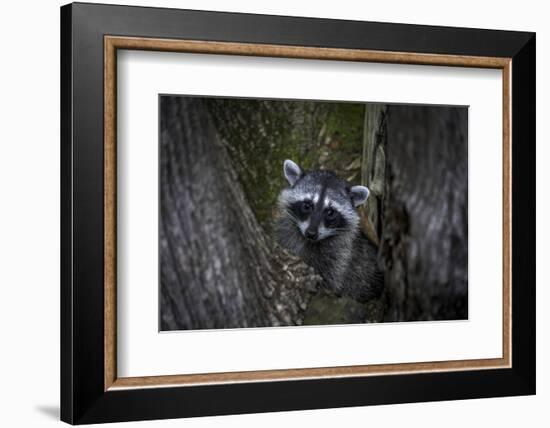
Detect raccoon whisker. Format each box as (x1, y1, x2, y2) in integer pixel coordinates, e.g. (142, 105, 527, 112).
(285, 210, 299, 219)
(284, 210, 302, 225)
(285, 215, 300, 226)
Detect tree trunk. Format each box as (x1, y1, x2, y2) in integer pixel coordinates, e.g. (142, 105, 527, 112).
(360, 105, 387, 242)
(381, 105, 468, 321)
(160, 97, 319, 330)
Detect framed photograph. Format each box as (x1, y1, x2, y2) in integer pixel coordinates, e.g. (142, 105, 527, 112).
(60, 2, 535, 424)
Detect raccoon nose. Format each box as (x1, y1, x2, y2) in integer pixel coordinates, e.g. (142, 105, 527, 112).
(305, 227, 318, 241)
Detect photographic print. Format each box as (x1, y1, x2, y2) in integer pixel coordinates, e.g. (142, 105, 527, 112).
(159, 95, 468, 331)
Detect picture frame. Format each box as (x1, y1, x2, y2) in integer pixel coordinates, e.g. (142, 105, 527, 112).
(60, 2, 535, 424)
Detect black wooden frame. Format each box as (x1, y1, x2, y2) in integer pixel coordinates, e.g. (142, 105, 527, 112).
(61, 2, 536, 424)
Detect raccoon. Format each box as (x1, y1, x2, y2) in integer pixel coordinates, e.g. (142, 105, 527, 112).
(275, 159, 384, 303)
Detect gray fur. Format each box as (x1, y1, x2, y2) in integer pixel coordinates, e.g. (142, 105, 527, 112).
(283, 159, 303, 186)
(275, 160, 384, 303)
(350, 185, 370, 207)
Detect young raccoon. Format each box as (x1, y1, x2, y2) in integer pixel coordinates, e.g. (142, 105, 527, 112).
(275, 159, 384, 303)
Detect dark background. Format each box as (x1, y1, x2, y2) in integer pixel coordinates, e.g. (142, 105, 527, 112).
(159, 96, 468, 330)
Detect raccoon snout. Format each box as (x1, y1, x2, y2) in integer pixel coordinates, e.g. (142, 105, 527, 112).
(304, 227, 318, 241)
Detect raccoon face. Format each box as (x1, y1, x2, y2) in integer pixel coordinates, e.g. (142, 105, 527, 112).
(279, 159, 370, 242)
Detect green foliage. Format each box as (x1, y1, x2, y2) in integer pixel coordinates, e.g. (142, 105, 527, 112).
(204, 98, 366, 230)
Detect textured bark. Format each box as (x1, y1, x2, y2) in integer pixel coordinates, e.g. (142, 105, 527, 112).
(160, 97, 319, 330)
(360, 105, 387, 243)
(380, 106, 468, 321)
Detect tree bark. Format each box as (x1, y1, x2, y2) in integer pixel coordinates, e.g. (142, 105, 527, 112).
(160, 97, 319, 330)
(381, 105, 468, 321)
(360, 105, 387, 242)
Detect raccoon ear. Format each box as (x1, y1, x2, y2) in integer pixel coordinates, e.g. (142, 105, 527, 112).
(350, 185, 370, 207)
(283, 159, 303, 186)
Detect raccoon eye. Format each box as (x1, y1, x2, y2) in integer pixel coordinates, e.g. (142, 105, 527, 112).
(300, 201, 313, 214)
(324, 208, 337, 221)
